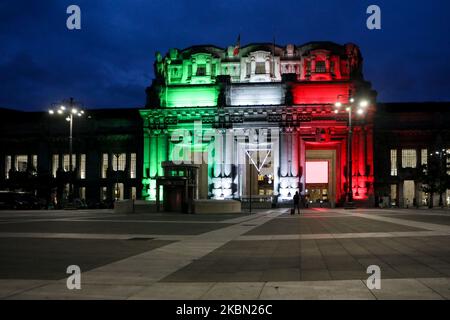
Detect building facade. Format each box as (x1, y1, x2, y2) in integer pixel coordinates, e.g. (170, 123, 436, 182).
(0, 108, 143, 207)
(374, 102, 450, 208)
(1, 41, 449, 208)
(141, 42, 377, 207)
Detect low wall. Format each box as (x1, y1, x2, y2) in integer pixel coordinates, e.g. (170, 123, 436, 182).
(193, 199, 241, 214)
(113, 200, 134, 214)
(113, 200, 158, 214)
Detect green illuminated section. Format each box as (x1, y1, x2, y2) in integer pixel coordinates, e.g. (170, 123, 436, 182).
(161, 85, 220, 107)
(166, 52, 220, 85)
(140, 108, 217, 201)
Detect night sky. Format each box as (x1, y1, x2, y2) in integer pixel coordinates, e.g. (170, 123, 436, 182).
(1, 0, 449, 111)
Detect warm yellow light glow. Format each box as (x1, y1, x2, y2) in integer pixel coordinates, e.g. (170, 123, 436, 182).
(57, 109, 63, 114)
(71, 108, 78, 114)
(357, 108, 364, 115)
(359, 100, 369, 108)
(48, 110, 54, 114)
(335, 102, 342, 107)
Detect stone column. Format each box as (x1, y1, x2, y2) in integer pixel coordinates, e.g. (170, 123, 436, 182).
(398, 181, 404, 208)
(299, 136, 306, 195)
(291, 130, 299, 177)
(280, 130, 288, 177)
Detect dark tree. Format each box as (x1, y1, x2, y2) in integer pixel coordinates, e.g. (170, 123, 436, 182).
(418, 150, 450, 208)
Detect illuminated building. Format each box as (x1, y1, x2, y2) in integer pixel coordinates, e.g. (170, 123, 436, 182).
(2, 41, 448, 209)
(141, 42, 377, 207)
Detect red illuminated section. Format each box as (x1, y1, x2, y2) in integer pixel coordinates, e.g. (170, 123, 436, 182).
(291, 82, 352, 105)
(305, 161, 328, 184)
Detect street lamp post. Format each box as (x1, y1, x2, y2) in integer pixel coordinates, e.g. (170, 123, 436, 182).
(49, 98, 84, 203)
(334, 96, 369, 208)
(249, 161, 252, 213)
(114, 153, 120, 201)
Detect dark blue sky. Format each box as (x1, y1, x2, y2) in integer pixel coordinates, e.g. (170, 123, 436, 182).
(1, 0, 449, 111)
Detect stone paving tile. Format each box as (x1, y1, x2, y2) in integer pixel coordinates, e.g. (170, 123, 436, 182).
(0, 237, 173, 280)
(3, 208, 450, 299)
(0, 220, 226, 235)
(0, 279, 51, 299)
(163, 237, 450, 282)
(245, 216, 424, 236)
(417, 277, 450, 299)
(370, 278, 445, 300)
(383, 214, 450, 226)
(259, 280, 375, 300)
(200, 282, 265, 300)
(9, 282, 147, 300)
(129, 282, 215, 300)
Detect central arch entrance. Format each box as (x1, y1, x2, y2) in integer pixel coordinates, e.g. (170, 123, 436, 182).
(305, 149, 337, 207)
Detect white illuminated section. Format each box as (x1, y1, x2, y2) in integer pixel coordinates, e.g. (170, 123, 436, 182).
(228, 84, 285, 106)
(305, 161, 328, 184)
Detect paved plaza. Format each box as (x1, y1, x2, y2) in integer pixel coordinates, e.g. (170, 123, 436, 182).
(0, 207, 450, 299)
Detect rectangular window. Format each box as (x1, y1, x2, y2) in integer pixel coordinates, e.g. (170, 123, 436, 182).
(401, 149, 417, 168)
(52, 154, 59, 177)
(102, 153, 108, 178)
(80, 187, 86, 200)
(421, 149, 428, 165)
(390, 184, 397, 205)
(131, 187, 136, 200)
(130, 153, 137, 178)
(255, 62, 265, 74)
(15, 155, 28, 172)
(211, 64, 216, 76)
(113, 153, 126, 171)
(80, 154, 86, 179)
(196, 64, 206, 76)
(63, 154, 76, 172)
(187, 65, 192, 78)
(170, 67, 181, 79)
(32, 155, 37, 170)
(246, 62, 251, 77)
(101, 187, 108, 201)
(315, 61, 326, 73)
(5, 155, 11, 179)
(306, 61, 311, 75)
(447, 149, 450, 175)
(390, 149, 397, 176)
(114, 183, 124, 200)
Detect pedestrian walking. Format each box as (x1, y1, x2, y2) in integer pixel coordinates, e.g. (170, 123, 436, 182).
(293, 191, 300, 214)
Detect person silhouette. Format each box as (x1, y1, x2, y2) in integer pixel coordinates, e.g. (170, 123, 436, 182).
(293, 191, 300, 214)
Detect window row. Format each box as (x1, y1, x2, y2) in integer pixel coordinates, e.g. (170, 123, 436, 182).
(4, 153, 137, 179)
(5, 154, 38, 178)
(390, 148, 428, 176)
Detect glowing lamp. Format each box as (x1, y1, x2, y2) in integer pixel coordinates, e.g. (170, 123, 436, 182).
(335, 102, 342, 107)
(359, 100, 369, 108)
